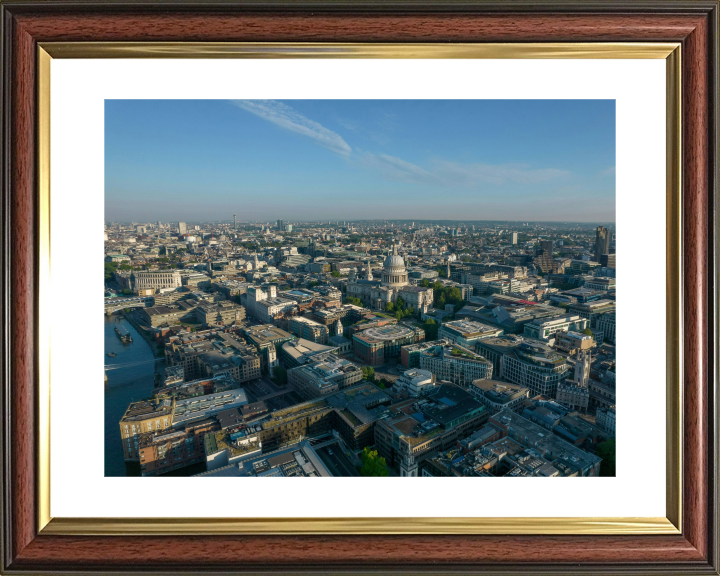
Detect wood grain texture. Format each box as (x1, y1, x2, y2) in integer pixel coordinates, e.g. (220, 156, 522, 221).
(1, 4, 717, 574)
(9, 15, 37, 564)
(681, 12, 710, 561)
(9, 534, 708, 568)
(12, 12, 706, 42)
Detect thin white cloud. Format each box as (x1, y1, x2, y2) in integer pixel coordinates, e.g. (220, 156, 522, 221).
(358, 152, 433, 184)
(358, 152, 570, 187)
(600, 166, 616, 177)
(231, 100, 352, 156)
(232, 101, 571, 187)
(433, 161, 571, 186)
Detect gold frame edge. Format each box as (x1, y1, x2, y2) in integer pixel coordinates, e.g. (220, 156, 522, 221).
(38, 41, 679, 59)
(41, 516, 679, 536)
(37, 46, 52, 534)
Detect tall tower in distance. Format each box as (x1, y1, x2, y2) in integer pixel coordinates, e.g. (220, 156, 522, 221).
(233, 214, 236, 229)
(594, 226, 610, 263)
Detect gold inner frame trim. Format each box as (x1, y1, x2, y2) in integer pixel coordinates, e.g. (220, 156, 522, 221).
(40, 41, 679, 59)
(36, 42, 682, 536)
(42, 516, 677, 536)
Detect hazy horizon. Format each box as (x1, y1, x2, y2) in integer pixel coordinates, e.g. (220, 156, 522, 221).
(105, 99, 616, 223)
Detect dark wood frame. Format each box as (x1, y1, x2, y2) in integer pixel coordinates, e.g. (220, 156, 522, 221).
(1, 1, 718, 573)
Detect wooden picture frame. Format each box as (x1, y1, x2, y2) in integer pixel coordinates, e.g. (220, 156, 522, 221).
(1, 1, 718, 573)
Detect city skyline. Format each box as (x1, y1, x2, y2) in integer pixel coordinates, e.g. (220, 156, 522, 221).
(106, 100, 615, 223)
(110, 218, 616, 225)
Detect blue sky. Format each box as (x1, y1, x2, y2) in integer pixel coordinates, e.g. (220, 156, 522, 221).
(105, 99, 615, 223)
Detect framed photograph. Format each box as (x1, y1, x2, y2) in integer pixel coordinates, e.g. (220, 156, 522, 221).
(1, 1, 718, 574)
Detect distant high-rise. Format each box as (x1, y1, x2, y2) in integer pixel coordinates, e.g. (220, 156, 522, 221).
(594, 226, 610, 263)
(178, 222, 187, 235)
(533, 240, 554, 274)
(277, 219, 284, 231)
(511, 232, 518, 245)
(233, 214, 237, 229)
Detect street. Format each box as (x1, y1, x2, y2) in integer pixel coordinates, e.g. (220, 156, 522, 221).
(315, 444, 359, 477)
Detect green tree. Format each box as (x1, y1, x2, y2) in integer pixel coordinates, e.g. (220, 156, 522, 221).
(366, 366, 375, 381)
(582, 328, 594, 336)
(420, 279, 430, 288)
(359, 447, 389, 477)
(596, 439, 616, 476)
(345, 296, 363, 306)
(396, 296, 406, 310)
(331, 270, 341, 278)
(421, 318, 439, 340)
(272, 366, 288, 386)
(104, 262, 118, 281)
(385, 302, 395, 313)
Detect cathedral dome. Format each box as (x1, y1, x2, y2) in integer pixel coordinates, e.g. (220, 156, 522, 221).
(381, 244, 408, 287)
(383, 253, 405, 269)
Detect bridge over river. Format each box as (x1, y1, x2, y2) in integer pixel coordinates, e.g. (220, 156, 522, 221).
(104, 295, 154, 315)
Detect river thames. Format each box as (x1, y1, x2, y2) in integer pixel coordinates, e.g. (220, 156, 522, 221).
(104, 314, 162, 476)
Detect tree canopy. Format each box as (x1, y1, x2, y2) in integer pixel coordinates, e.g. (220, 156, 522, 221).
(272, 366, 288, 386)
(419, 318, 439, 340)
(359, 447, 389, 477)
(596, 438, 616, 477)
(104, 262, 118, 281)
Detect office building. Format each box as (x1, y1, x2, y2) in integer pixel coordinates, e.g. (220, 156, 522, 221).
(244, 324, 294, 374)
(418, 342, 494, 387)
(138, 418, 216, 476)
(353, 323, 425, 366)
(596, 311, 616, 344)
(288, 316, 329, 345)
(374, 384, 489, 477)
(438, 319, 504, 348)
(501, 340, 571, 398)
(195, 300, 246, 326)
(522, 314, 589, 342)
(489, 409, 602, 476)
(392, 368, 436, 398)
(594, 226, 610, 263)
(132, 270, 182, 293)
(288, 354, 363, 399)
(119, 398, 175, 461)
(468, 379, 529, 414)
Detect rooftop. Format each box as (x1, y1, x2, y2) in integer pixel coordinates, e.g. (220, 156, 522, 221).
(440, 319, 502, 338)
(356, 324, 414, 342)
